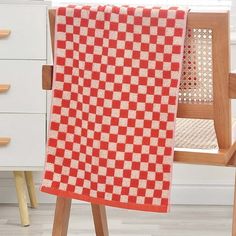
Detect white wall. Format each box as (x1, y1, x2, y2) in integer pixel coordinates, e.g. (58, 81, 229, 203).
(0, 12, 236, 206)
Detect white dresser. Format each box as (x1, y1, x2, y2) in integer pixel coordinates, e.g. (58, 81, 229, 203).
(0, 1, 49, 226)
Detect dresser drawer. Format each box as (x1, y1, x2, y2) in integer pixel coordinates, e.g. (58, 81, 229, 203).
(0, 60, 46, 113)
(0, 4, 47, 59)
(0, 114, 45, 168)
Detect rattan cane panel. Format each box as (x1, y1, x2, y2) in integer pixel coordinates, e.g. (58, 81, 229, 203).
(175, 118, 218, 150)
(179, 29, 213, 103)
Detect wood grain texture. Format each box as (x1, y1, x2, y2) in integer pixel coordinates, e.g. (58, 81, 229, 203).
(24, 172, 38, 208)
(212, 12, 231, 149)
(13, 171, 30, 227)
(177, 103, 214, 119)
(52, 197, 72, 236)
(174, 149, 227, 166)
(42, 65, 53, 90)
(230, 72, 236, 98)
(49, 9, 56, 57)
(91, 204, 109, 236)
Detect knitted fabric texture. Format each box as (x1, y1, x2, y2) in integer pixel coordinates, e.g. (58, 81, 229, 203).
(41, 5, 188, 212)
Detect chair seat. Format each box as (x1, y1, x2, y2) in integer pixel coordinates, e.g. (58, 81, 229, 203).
(175, 118, 236, 150)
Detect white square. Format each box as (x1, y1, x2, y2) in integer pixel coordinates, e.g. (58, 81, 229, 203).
(105, 82, 114, 91)
(131, 60, 140, 68)
(62, 166, 70, 176)
(138, 85, 147, 94)
(130, 93, 138, 102)
(131, 170, 141, 179)
(166, 27, 175, 36)
(66, 133, 74, 142)
(114, 169, 123, 178)
(80, 27, 88, 36)
(83, 180, 91, 189)
(107, 65, 115, 74)
(142, 145, 150, 154)
(119, 118, 128, 126)
(150, 26, 157, 35)
(59, 183, 67, 191)
(136, 102, 145, 111)
(114, 75, 123, 84)
(94, 46, 103, 55)
(129, 187, 138, 196)
(95, 29, 104, 38)
(85, 54, 93, 63)
(116, 40, 125, 49)
(103, 99, 112, 108)
(117, 135, 126, 142)
(79, 44, 86, 53)
(113, 91, 122, 100)
(111, 109, 120, 117)
(116, 57, 124, 66)
(110, 126, 118, 134)
(66, 25, 74, 34)
(167, 10, 176, 19)
(88, 19, 96, 28)
(124, 50, 133, 59)
(126, 32, 134, 42)
(158, 18, 167, 27)
(68, 176, 77, 185)
(127, 15, 134, 24)
(103, 116, 111, 125)
(135, 119, 144, 128)
(120, 195, 129, 203)
(141, 34, 150, 43)
(142, 17, 151, 26)
(125, 144, 134, 152)
(53, 173, 62, 182)
(113, 186, 122, 194)
(108, 48, 117, 57)
(133, 136, 142, 145)
(97, 183, 106, 192)
(107, 159, 116, 168)
(122, 83, 131, 92)
(140, 51, 149, 60)
(138, 179, 147, 188)
(118, 23, 127, 32)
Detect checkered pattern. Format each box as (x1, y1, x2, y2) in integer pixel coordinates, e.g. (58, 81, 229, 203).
(41, 5, 187, 212)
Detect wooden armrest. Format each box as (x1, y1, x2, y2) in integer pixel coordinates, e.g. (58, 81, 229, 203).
(42, 65, 53, 90)
(230, 72, 236, 98)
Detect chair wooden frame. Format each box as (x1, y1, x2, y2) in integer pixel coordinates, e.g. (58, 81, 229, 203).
(42, 9, 236, 236)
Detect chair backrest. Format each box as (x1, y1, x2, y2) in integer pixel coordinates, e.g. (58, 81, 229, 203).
(47, 9, 232, 151)
(178, 11, 231, 150)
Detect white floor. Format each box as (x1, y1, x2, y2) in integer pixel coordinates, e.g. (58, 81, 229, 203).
(0, 204, 233, 236)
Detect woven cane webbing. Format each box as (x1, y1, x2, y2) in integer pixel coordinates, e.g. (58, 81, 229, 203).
(175, 118, 218, 150)
(179, 29, 213, 103)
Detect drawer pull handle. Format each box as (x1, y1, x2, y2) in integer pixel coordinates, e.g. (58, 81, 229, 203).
(0, 84, 10, 93)
(0, 29, 11, 39)
(0, 137, 11, 146)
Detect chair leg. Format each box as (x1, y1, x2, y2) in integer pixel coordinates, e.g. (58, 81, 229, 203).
(24, 171, 38, 208)
(91, 204, 109, 236)
(52, 196, 72, 236)
(232, 170, 236, 236)
(13, 171, 30, 226)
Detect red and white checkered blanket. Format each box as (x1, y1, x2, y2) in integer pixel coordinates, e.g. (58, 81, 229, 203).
(41, 5, 187, 212)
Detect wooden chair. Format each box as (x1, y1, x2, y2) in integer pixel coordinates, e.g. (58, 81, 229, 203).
(42, 9, 236, 236)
